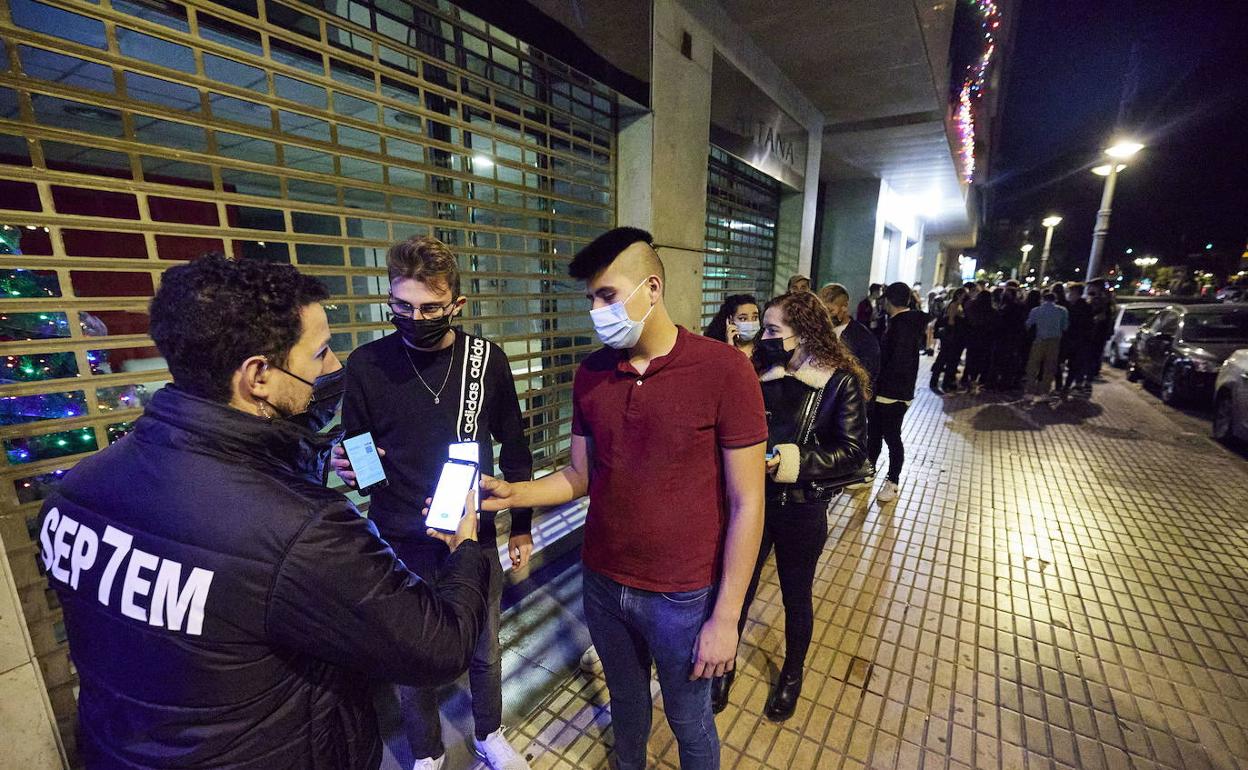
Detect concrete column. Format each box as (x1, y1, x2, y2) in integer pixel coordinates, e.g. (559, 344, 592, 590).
(772, 190, 804, 296)
(0, 531, 65, 768)
(643, 0, 713, 332)
(815, 178, 883, 302)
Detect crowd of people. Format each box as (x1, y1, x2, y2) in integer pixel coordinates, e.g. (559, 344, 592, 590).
(37, 226, 966, 770)
(927, 279, 1118, 402)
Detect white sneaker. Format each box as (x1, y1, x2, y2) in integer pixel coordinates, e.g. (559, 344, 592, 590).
(580, 644, 604, 676)
(876, 480, 899, 504)
(412, 755, 445, 770)
(474, 728, 530, 770)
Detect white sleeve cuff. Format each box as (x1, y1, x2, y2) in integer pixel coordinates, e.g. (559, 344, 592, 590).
(773, 443, 801, 484)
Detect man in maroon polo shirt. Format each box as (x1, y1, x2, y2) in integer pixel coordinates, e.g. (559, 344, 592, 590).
(481, 227, 766, 769)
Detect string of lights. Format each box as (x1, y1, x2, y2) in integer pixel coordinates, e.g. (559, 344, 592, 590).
(956, 0, 1001, 182)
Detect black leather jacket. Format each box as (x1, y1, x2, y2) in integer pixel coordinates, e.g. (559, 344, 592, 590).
(762, 363, 869, 503)
(37, 385, 490, 769)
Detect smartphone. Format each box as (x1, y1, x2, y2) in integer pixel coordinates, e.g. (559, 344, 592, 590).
(765, 448, 777, 461)
(425, 459, 479, 533)
(448, 441, 478, 462)
(342, 432, 388, 495)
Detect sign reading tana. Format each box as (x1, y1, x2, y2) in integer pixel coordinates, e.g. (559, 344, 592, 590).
(709, 53, 807, 190)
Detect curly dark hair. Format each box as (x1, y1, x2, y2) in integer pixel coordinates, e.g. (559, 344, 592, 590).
(703, 293, 759, 343)
(150, 253, 330, 403)
(755, 292, 872, 399)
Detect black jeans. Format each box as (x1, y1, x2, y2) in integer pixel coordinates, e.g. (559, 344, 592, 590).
(932, 336, 965, 386)
(388, 538, 504, 758)
(867, 400, 909, 483)
(963, 338, 992, 385)
(737, 499, 830, 678)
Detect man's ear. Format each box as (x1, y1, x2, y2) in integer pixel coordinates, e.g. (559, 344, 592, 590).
(239, 355, 273, 399)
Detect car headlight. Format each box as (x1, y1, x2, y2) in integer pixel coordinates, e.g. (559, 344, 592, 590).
(1188, 357, 1220, 373)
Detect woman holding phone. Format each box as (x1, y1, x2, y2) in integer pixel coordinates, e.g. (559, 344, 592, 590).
(703, 293, 761, 358)
(710, 291, 870, 721)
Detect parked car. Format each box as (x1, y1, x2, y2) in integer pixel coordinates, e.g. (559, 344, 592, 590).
(1213, 349, 1248, 444)
(1215, 285, 1246, 303)
(1127, 304, 1248, 406)
(1104, 302, 1168, 367)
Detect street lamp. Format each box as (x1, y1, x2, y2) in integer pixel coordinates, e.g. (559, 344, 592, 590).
(1018, 243, 1034, 278)
(1038, 215, 1062, 285)
(1087, 138, 1144, 279)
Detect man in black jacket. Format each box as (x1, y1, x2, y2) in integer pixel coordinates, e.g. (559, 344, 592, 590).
(818, 282, 881, 390)
(37, 254, 489, 770)
(869, 282, 928, 504)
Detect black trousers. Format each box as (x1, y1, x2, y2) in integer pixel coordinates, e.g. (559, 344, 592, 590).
(867, 400, 909, 483)
(737, 498, 830, 678)
(932, 337, 965, 386)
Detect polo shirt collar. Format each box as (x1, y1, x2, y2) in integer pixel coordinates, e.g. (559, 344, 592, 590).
(614, 326, 688, 377)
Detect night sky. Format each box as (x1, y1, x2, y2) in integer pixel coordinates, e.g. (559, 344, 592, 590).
(981, 0, 1248, 279)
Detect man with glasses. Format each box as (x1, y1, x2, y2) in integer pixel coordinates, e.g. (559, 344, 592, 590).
(333, 236, 533, 770)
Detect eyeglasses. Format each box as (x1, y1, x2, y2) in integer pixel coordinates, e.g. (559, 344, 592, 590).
(388, 297, 455, 319)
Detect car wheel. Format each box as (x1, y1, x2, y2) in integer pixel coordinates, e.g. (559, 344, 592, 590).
(1212, 391, 1235, 444)
(1161, 365, 1185, 406)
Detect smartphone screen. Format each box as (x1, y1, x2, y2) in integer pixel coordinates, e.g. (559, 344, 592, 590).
(343, 432, 387, 494)
(426, 459, 479, 533)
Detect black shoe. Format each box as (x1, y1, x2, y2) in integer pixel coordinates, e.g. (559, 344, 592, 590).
(929, 377, 943, 395)
(764, 671, 802, 722)
(711, 669, 734, 714)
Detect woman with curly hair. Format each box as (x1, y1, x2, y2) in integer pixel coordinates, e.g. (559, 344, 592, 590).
(710, 291, 870, 721)
(702, 293, 760, 358)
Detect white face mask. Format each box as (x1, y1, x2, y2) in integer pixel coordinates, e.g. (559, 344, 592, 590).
(590, 278, 655, 349)
(735, 320, 760, 341)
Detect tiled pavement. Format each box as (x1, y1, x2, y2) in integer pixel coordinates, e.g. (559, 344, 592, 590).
(502, 367, 1248, 770)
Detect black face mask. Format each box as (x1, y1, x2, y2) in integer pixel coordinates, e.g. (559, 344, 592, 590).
(393, 315, 452, 349)
(757, 337, 795, 368)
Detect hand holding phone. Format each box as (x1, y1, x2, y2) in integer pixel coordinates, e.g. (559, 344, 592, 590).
(340, 432, 388, 494)
(424, 490, 479, 551)
(425, 459, 479, 533)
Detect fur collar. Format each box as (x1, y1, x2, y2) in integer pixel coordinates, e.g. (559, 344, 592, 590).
(758, 359, 834, 389)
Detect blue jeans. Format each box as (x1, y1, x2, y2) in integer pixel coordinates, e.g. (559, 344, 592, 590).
(582, 567, 719, 770)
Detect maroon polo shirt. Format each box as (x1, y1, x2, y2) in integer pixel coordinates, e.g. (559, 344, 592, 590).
(571, 326, 768, 592)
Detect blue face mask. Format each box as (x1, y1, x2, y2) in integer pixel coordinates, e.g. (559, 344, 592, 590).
(735, 320, 761, 341)
(590, 279, 655, 349)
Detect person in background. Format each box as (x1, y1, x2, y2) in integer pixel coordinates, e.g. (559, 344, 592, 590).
(480, 227, 767, 770)
(714, 292, 870, 721)
(930, 287, 967, 393)
(334, 236, 533, 770)
(1024, 291, 1069, 404)
(38, 254, 489, 770)
(1062, 283, 1095, 396)
(869, 282, 927, 503)
(857, 283, 882, 325)
(704, 293, 761, 359)
(924, 290, 946, 356)
(990, 287, 1028, 391)
(787, 274, 812, 293)
(817, 282, 881, 390)
(1086, 281, 1116, 383)
(961, 289, 996, 392)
